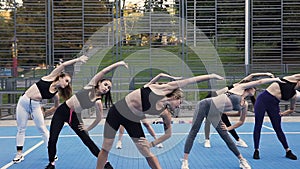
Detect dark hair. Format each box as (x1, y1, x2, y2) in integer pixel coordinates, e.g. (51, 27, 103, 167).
(97, 79, 113, 108)
(103, 90, 113, 108)
(54, 73, 72, 100)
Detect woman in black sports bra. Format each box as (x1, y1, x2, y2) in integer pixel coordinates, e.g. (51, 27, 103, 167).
(253, 73, 300, 160)
(97, 73, 224, 169)
(46, 61, 128, 169)
(13, 55, 88, 164)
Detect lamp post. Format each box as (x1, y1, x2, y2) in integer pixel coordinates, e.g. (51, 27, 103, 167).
(11, 36, 18, 77)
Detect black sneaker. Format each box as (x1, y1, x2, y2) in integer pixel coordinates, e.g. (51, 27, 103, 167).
(253, 149, 260, 159)
(104, 161, 114, 169)
(45, 163, 55, 169)
(286, 150, 297, 160)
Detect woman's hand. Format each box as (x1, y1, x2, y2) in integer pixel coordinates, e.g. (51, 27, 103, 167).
(220, 121, 228, 131)
(210, 73, 224, 80)
(118, 61, 129, 69)
(78, 123, 87, 131)
(266, 72, 275, 78)
(274, 77, 285, 83)
(78, 55, 89, 63)
(138, 137, 151, 148)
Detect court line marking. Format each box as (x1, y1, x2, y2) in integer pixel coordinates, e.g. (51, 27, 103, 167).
(1, 131, 300, 139)
(0, 140, 44, 169)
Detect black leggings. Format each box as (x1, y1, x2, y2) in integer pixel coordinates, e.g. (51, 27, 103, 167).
(221, 113, 239, 141)
(48, 102, 100, 162)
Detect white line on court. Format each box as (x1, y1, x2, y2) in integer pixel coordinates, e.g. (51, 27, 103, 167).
(1, 131, 300, 140)
(0, 140, 44, 169)
(262, 124, 275, 131)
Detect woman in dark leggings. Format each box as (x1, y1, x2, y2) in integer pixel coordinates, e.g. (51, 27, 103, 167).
(45, 61, 128, 169)
(204, 73, 274, 148)
(253, 74, 300, 160)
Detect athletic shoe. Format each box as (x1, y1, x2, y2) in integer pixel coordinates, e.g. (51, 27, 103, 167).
(239, 158, 251, 169)
(54, 155, 58, 161)
(45, 163, 55, 169)
(236, 139, 248, 148)
(156, 143, 163, 148)
(116, 140, 122, 149)
(253, 150, 260, 159)
(13, 153, 24, 163)
(286, 150, 297, 160)
(104, 161, 114, 169)
(181, 159, 189, 169)
(204, 139, 211, 148)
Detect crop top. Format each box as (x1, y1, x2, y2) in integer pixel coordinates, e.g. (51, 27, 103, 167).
(277, 79, 297, 101)
(140, 87, 165, 115)
(75, 88, 98, 109)
(225, 92, 243, 111)
(36, 79, 57, 99)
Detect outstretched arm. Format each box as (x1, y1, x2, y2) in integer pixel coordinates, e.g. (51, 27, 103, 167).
(239, 72, 275, 83)
(45, 55, 88, 80)
(165, 73, 224, 91)
(238, 77, 283, 90)
(144, 73, 182, 87)
(87, 61, 128, 86)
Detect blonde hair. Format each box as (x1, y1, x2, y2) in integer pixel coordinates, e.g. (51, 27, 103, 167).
(166, 88, 184, 99)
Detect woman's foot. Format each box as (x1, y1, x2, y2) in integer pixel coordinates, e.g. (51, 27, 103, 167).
(236, 139, 248, 148)
(204, 139, 211, 148)
(12, 152, 24, 163)
(45, 163, 55, 169)
(239, 158, 251, 169)
(181, 159, 189, 169)
(253, 150, 260, 159)
(286, 150, 297, 160)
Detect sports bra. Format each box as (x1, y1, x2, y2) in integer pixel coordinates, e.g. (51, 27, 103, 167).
(140, 87, 165, 115)
(36, 79, 57, 99)
(225, 92, 243, 111)
(277, 79, 297, 101)
(75, 88, 98, 109)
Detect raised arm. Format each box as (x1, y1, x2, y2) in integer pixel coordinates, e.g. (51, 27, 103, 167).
(235, 77, 283, 90)
(239, 72, 275, 82)
(144, 73, 182, 87)
(165, 73, 224, 91)
(45, 55, 88, 80)
(87, 61, 128, 86)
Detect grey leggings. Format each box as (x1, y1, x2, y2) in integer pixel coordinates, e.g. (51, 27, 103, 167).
(184, 98, 240, 157)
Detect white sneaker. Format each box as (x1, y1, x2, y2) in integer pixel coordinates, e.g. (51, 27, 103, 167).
(181, 159, 189, 169)
(236, 139, 248, 148)
(116, 140, 122, 149)
(54, 155, 58, 161)
(204, 139, 211, 148)
(13, 153, 24, 163)
(239, 158, 251, 169)
(156, 143, 163, 148)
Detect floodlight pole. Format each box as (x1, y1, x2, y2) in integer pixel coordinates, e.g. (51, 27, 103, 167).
(245, 0, 250, 75)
